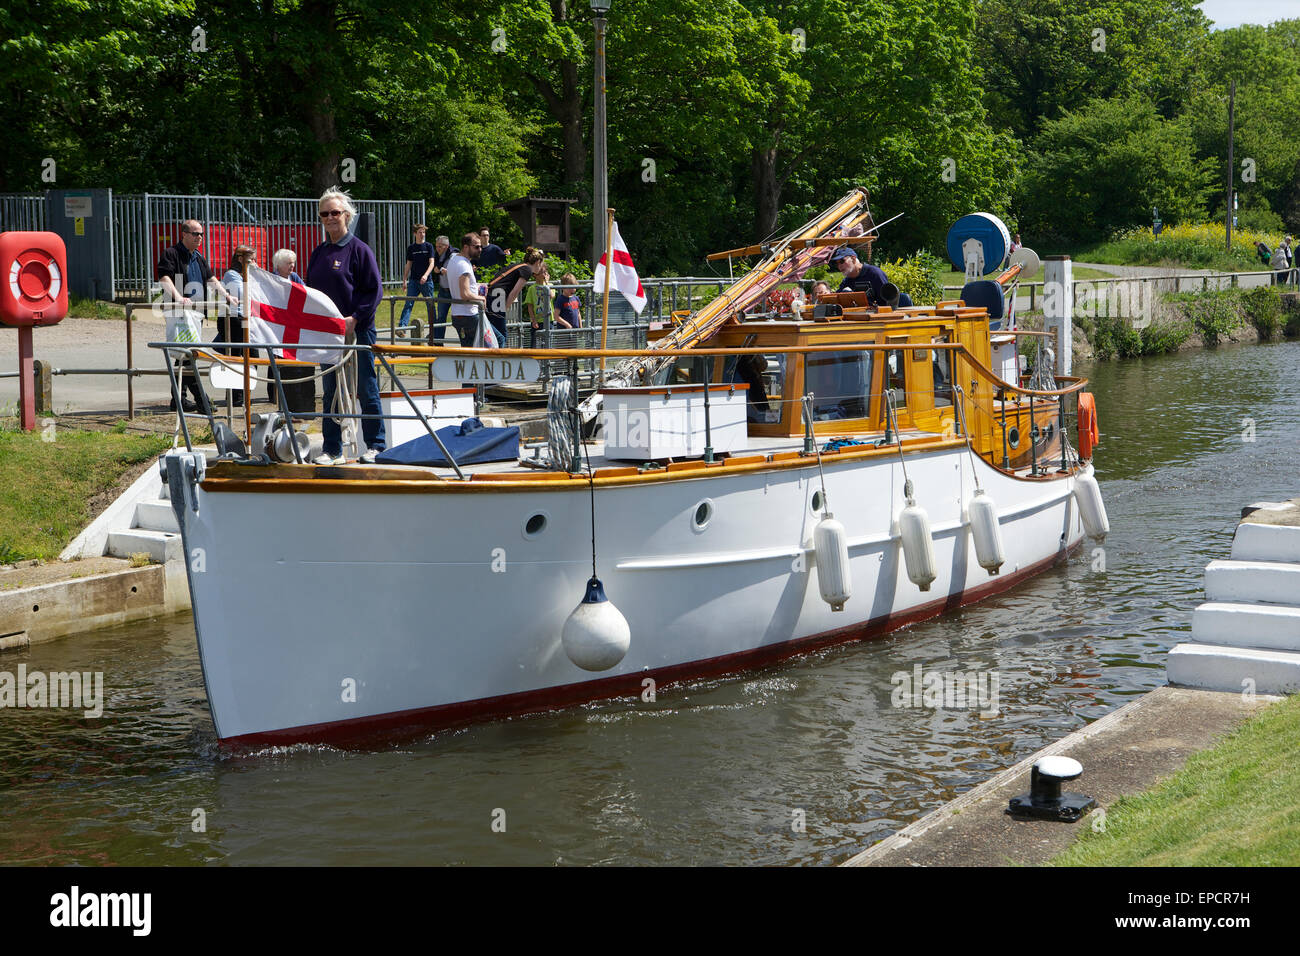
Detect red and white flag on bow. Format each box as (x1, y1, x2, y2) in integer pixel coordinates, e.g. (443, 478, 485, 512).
(593, 220, 647, 314)
(246, 265, 347, 364)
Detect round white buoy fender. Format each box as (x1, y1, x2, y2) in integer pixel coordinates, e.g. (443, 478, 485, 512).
(1074, 472, 1110, 541)
(899, 498, 937, 591)
(967, 489, 1005, 575)
(562, 577, 631, 671)
(813, 513, 851, 611)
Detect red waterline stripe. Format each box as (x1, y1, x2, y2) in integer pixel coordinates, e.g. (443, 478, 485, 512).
(221, 543, 1081, 750)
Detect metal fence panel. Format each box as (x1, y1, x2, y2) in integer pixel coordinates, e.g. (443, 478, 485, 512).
(0, 193, 46, 231)
(106, 193, 425, 299)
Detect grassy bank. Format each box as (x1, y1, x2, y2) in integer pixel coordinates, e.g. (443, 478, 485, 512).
(1051, 694, 1300, 866)
(1078, 286, 1300, 360)
(0, 420, 173, 563)
(1070, 223, 1283, 273)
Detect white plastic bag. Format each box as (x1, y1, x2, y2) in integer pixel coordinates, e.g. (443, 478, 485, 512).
(474, 311, 501, 349)
(165, 308, 203, 344)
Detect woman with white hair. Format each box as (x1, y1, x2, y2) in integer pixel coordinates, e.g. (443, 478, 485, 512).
(272, 247, 303, 284)
(305, 187, 385, 464)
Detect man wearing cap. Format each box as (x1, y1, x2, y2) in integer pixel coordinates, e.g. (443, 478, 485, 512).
(829, 246, 889, 303)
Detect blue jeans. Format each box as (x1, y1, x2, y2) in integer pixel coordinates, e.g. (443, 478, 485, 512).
(431, 288, 452, 343)
(399, 278, 436, 327)
(321, 325, 386, 457)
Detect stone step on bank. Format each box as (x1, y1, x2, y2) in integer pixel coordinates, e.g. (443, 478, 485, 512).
(1169, 499, 1300, 694)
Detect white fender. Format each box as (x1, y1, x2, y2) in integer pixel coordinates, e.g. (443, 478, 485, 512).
(813, 514, 851, 611)
(562, 577, 631, 671)
(968, 489, 1005, 575)
(899, 499, 937, 591)
(1074, 472, 1110, 541)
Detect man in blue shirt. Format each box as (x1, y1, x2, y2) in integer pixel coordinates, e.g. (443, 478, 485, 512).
(829, 246, 888, 304)
(398, 223, 435, 332)
(476, 226, 510, 271)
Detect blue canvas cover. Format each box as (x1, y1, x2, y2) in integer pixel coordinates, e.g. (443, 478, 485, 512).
(376, 417, 520, 466)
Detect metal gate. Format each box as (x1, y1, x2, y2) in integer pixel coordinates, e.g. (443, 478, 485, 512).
(0, 191, 424, 299)
(120, 193, 425, 299)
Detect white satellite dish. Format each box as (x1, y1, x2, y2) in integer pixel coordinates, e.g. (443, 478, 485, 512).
(1008, 246, 1041, 278)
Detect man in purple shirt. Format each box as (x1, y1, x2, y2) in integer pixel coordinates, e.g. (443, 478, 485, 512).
(306, 187, 385, 464)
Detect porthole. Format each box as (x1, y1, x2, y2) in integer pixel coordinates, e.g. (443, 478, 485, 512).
(1007, 426, 1021, 449)
(811, 490, 824, 513)
(692, 499, 714, 532)
(523, 512, 548, 539)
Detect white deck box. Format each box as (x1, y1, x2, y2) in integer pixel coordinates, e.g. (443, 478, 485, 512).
(380, 388, 476, 447)
(599, 383, 749, 460)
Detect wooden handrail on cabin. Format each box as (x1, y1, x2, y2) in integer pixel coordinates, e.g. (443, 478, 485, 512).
(373, 341, 1087, 400)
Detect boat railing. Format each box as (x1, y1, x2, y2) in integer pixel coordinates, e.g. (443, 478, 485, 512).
(148, 338, 1087, 480)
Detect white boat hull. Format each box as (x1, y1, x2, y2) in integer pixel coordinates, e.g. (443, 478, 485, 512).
(170, 449, 1087, 745)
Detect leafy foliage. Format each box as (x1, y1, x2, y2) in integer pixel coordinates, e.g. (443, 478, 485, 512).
(1019, 96, 1215, 243)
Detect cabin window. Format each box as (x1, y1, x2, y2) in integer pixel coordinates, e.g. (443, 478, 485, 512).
(806, 351, 871, 420)
(884, 349, 907, 411)
(724, 353, 785, 423)
(660, 355, 713, 386)
(931, 335, 953, 408)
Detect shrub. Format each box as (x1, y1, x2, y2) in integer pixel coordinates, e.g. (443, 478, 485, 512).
(1240, 286, 1285, 339)
(1139, 317, 1193, 354)
(1164, 289, 1241, 344)
(881, 251, 944, 305)
(1084, 312, 1190, 359)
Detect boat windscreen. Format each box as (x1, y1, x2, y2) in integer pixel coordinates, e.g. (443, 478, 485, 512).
(805, 351, 870, 421)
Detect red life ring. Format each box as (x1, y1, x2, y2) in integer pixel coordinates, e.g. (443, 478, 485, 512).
(0, 231, 68, 327)
(9, 250, 62, 308)
(1078, 392, 1100, 459)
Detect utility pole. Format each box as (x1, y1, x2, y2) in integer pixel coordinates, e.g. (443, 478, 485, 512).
(1226, 79, 1236, 253)
(592, 2, 610, 269)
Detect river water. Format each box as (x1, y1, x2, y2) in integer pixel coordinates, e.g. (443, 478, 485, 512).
(2, 340, 1297, 866)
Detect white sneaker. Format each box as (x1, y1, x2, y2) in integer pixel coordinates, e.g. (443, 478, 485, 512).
(359, 447, 381, 464)
(313, 453, 346, 466)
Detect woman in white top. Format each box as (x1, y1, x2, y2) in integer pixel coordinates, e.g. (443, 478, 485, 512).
(220, 245, 257, 407)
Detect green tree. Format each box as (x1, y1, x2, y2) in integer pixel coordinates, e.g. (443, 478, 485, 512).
(973, 0, 1209, 140)
(1018, 95, 1214, 242)
(1182, 21, 1300, 232)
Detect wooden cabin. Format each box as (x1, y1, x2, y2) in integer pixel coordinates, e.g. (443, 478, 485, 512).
(648, 299, 1065, 475)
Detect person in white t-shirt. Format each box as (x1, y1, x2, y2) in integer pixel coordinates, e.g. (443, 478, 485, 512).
(447, 232, 488, 347)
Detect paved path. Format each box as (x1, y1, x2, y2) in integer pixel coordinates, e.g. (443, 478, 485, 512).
(1, 315, 181, 416)
(843, 685, 1278, 866)
(1073, 261, 1231, 279)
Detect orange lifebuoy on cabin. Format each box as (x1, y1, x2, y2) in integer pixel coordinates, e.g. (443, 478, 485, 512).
(1077, 392, 1100, 459)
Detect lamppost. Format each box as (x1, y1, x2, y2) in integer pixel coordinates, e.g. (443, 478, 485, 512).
(591, 0, 610, 269)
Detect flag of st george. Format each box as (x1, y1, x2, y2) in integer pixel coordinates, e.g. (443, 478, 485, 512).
(593, 221, 647, 314)
(247, 265, 347, 364)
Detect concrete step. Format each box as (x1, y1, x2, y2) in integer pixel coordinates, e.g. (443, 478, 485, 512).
(1204, 559, 1300, 607)
(134, 500, 179, 534)
(1192, 601, 1300, 651)
(1231, 522, 1300, 563)
(106, 528, 182, 565)
(1168, 642, 1300, 695)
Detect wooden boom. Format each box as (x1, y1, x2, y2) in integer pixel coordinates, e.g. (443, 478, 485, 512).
(593, 188, 874, 396)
